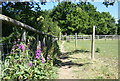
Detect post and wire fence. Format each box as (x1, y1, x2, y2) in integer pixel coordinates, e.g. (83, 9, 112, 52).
(0, 14, 119, 61)
(59, 26, 119, 60)
(60, 35, 119, 40)
(0, 14, 61, 65)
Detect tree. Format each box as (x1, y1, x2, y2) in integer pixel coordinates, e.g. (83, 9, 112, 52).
(96, 12, 117, 35)
(65, 6, 89, 34)
(50, 2, 117, 35)
(2, 2, 41, 36)
(2, 2, 60, 37)
(77, 2, 97, 34)
(50, 2, 77, 34)
(50, 2, 91, 35)
(37, 10, 61, 36)
(2, 1, 117, 36)
(117, 19, 120, 35)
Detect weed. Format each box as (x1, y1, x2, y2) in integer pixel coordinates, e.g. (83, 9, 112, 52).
(95, 48, 101, 53)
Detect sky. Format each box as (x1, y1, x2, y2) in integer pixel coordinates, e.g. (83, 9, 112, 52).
(39, 1, 119, 22)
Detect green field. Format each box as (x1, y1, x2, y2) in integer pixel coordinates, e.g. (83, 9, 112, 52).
(63, 39, 118, 58)
(58, 39, 118, 79)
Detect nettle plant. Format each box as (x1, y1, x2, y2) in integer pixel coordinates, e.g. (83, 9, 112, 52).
(2, 37, 57, 79)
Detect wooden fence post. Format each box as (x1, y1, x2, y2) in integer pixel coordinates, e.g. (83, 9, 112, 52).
(105, 35, 106, 40)
(37, 34, 41, 48)
(97, 35, 99, 40)
(75, 33, 77, 49)
(112, 35, 114, 40)
(69, 35, 71, 40)
(91, 26, 95, 60)
(22, 30, 26, 43)
(43, 37, 46, 47)
(83, 35, 84, 40)
(65, 33, 67, 41)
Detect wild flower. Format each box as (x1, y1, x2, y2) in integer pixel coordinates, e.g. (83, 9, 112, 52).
(47, 55, 50, 60)
(18, 44, 25, 51)
(21, 44, 25, 51)
(35, 48, 41, 59)
(16, 44, 19, 47)
(29, 62, 33, 67)
(18, 45, 21, 49)
(42, 57, 45, 64)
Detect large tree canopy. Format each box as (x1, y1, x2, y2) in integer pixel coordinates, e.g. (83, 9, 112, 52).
(50, 2, 117, 35)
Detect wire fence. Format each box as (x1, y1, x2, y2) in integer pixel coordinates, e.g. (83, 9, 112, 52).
(60, 35, 119, 40)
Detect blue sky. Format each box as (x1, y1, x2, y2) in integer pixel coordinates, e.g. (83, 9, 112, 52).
(40, 1, 118, 22)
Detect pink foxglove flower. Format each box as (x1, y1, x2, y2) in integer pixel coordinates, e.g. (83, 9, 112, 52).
(21, 44, 25, 51)
(35, 48, 41, 59)
(18, 44, 25, 51)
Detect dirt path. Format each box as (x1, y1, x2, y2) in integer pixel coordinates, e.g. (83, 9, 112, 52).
(57, 41, 118, 79)
(58, 41, 76, 79)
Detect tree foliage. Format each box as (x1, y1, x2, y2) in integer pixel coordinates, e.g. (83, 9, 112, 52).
(2, 2, 118, 36)
(2, 2, 60, 37)
(117, 19, 120, 35)
(50, 2, 117, 35)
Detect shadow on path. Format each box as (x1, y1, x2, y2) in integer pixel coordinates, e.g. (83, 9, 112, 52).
(60, 60, 91, 67)
(59, 49, 90, 59)
(57, 49, 91, 67)
(64, 49, 90, 55)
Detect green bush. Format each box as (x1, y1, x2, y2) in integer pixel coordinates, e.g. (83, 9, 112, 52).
(95, 48, 101, 53)
(1, 41, 58, 80)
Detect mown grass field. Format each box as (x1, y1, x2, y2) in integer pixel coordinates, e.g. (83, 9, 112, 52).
(58, 39, 118, 79)
(64, 39, 118, 58)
